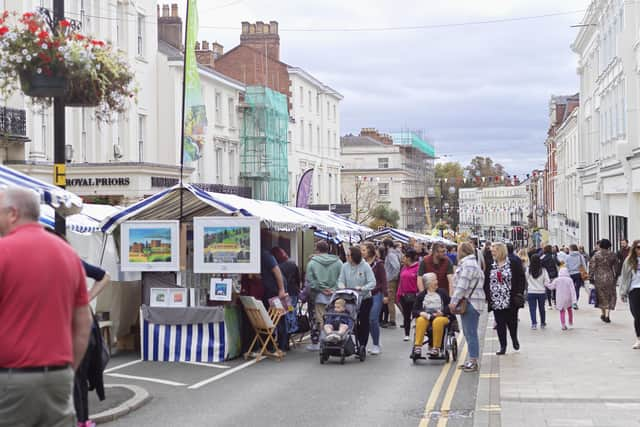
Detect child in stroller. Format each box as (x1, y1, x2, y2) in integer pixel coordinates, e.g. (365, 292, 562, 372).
(319, 289, 366, 364)
(411, 273, 457, 361)
(323, 299, 353, 342)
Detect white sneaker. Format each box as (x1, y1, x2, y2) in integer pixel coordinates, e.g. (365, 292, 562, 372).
(306, 343, 320, 351)
(369, 345, 381, 355)
(403, 335, 409, 341)
(633, 340, 640, 350)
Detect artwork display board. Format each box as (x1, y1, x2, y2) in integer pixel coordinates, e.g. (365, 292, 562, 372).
(210, 278, 233, 301)
(193, 217, 261, 273)
(121, 221, 180, 272)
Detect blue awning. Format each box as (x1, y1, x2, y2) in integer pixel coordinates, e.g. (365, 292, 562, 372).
(0, 164, 82, 215)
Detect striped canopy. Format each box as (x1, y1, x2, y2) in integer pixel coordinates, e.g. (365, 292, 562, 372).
(365, 227, 455, 246)
(0, 164, 83, 215)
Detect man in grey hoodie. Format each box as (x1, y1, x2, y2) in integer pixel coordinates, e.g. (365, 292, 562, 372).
(566, 244, 587, 309)
(305, 241, 343, 351)
(383, 238, 401, 328)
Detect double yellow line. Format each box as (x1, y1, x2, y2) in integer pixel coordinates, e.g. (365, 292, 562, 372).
(418, 334, 468, 427)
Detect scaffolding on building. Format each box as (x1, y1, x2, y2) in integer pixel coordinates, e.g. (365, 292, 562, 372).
(239, 86, 289, 204)
(389, 129, 435, 233)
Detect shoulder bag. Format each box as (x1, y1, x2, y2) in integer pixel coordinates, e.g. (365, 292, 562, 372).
(452, 275, 481, 315)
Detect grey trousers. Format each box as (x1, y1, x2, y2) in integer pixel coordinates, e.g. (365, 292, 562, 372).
(0, 367, 75, 427)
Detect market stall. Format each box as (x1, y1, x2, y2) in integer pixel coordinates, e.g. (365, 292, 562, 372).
(100, 183, 371, 362)
(365, 227, 455, 246)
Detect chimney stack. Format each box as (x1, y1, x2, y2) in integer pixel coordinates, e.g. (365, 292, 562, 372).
(158, 3, 182, 50)
(359, 128, 393, 145)
(211, 42, 224, 59)
(195, 39, 215, 70)
(240, 20, 280, 61)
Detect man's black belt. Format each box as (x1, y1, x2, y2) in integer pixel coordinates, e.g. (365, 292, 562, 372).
(0, 365, 70, 373)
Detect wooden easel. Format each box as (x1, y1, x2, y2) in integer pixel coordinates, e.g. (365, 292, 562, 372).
(240, 296, 285, 362)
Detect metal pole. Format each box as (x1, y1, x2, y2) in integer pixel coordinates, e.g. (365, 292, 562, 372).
(179, 0, 190, 222)
(53, 0, 66, 237)
(355, 177, 359, 223)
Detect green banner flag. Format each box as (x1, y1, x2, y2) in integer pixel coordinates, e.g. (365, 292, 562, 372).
(182, 0, 207, 162)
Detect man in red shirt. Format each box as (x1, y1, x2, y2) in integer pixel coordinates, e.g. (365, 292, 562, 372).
(0, 187, 92, 426)
(418, 242, 454, 296)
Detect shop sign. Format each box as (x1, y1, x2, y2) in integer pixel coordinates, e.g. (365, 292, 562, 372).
(67, 177, 131, 186)
(151, 177, 180, 188)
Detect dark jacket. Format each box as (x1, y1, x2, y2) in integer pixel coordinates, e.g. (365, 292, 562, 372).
(369, 258, 388, 297)
(540, 253, 559, 279)
(83, 314, 107, 401)
(278, 260, 301, 296)
(508, 254, 526, 309)
(411, 288, 451, 318)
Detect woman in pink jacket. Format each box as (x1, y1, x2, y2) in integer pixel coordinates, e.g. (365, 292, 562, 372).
(397, 248, 420, 341)
(547, 267, 577, 330)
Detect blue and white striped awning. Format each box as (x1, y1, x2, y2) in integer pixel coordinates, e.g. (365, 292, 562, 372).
(40, 203, 121, 235)
(365, 227, 455, 246)
(101, 184, 373, 239)
(0, 164, 83, 215)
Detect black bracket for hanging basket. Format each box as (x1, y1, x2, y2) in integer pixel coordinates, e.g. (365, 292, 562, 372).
(20, 73, 67, 97)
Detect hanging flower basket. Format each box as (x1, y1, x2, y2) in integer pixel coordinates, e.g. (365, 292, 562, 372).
(19, 71, 66, 97)
(0, 10, 136, 122)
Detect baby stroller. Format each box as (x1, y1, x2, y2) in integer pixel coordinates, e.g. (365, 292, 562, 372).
(319, 289, 366, 365)
(410, 312, 458, 364)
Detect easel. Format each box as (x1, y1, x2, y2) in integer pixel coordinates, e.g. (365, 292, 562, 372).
(240, 296, 285, 362)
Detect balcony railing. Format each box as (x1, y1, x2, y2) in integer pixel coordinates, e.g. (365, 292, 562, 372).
(0, 107, 27, 138)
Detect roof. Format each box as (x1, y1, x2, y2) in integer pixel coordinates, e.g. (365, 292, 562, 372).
(340, 135, 389, 148)
(287, 66, 343, 100)
(158, 40, 246, 91)
(218, 43, 291, 68)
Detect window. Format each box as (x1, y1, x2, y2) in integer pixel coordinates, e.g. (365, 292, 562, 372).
(327, 101, 330, 117)
(378, 157, 389, 168)
(299, 86, 303, 106)
(229, 149, 235, 181)
(316, 95, 320, 114)
(215, 92, 222, 124)
(308, 90, 312, 112)
(333, 105, 337, 121)
(300, 120, 304, 147)
(137, 14, 144, 56)
(228, 98, 235, 128)
(137, 114, 145, 162)
(378, 183, 389, 197)
(308, 123, 313, 151)
(316, 127, 320, 154)
(215, 148, 222, 180)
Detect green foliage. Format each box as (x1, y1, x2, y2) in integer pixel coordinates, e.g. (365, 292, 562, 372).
(368, 204, 400, 228)
(465, 156, 508, 180)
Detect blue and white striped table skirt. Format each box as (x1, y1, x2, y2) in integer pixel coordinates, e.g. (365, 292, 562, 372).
(140, 310, 227, 362)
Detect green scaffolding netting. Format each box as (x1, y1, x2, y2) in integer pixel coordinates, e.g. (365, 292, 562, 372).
(240, 86, 289, 204)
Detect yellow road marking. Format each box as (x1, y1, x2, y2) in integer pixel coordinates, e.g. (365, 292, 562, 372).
(479, 373, 499, 379)
(435, 342, 469, 427)
(479, 405, 502, 412)
(418, 334, 464, 427)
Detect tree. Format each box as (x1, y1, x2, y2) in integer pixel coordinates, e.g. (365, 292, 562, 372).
(368, 204, 400, 230)
(433, 161, 465, 229)
(465, 156, 507, 181)
(341, 177, 380, 224)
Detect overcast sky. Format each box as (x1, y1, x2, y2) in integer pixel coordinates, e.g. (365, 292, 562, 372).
(180, 0, 588, 176)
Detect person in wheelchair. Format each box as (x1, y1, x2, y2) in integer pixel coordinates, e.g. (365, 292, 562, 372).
(412, 272, 452, 358)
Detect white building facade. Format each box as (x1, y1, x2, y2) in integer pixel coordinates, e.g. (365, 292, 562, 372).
(459, 184, 530, 243)
(287, 67, 342, 206)
(572, 0, 640, 253)
(551, 106, 581, 246)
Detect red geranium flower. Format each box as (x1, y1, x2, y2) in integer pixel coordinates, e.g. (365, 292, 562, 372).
(0, 26, 8, 36)
(28, 22, 39, 33)
(59, 19, 70, 28)
(37, 30, 49, 40)
(22, 12, 34, 19)
(74, 34, 85, 41)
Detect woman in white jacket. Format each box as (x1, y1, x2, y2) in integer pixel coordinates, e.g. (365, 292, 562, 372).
(526, 254, 550, 329)
(619, 240, 640, 349)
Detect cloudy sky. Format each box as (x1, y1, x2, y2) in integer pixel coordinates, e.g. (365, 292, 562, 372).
(181, 0, 588, 176)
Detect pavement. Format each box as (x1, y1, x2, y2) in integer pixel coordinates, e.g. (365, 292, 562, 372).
(479, 290, 640, 427)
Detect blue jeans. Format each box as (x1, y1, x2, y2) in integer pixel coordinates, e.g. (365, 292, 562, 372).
(369, 293, 383, 346)
(570, 274, 584, 301)
(460, 302, 480, 359)
(527, 293, 546, 326)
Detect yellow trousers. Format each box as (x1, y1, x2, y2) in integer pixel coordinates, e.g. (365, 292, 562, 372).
(415, 316, 450, 348)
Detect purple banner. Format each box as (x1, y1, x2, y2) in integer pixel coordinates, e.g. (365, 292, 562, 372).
(296, 169, 314, 208)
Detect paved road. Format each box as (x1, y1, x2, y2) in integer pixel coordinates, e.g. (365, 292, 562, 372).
(101, 311, 488, 427)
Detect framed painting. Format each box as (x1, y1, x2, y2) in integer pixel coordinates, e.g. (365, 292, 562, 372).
(193, 217, 261, 274)
(168, 288, 187, 307)
(121, 220, 180, 272)
(209, 278, 233, 301)
(150, 288, 169, 307)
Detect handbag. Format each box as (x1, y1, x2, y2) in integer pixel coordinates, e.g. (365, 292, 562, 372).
(295, 305, 311, 334)
(578, 265, 589, 281)
(452, 276, 481, 315)
(589, 288, 597, 305)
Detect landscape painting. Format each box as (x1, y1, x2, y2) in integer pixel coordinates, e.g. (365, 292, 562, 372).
(121, 221, 180, 272)
(193, 217, 260, 274)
